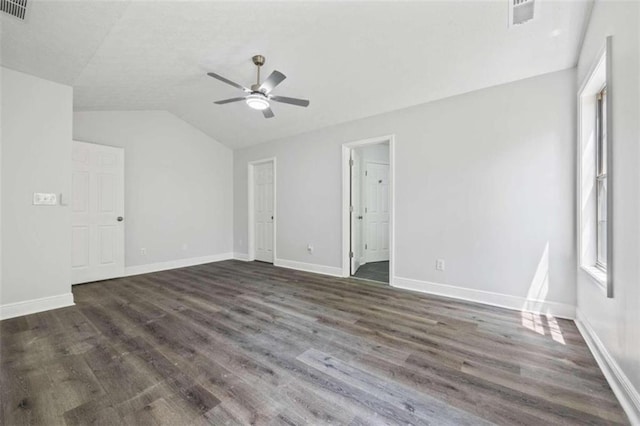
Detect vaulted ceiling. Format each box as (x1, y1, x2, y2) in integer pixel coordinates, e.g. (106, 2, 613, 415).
(1, 0, 592, 148)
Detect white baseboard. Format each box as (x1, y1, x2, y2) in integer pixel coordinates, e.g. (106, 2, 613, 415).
(233, 252, 249, 261)
(124, 252, 234, 277)
(575, 310, 640, 424)
(274, 258, 343, 277)
(0, 293, 75, 320)
(393, 276, 576, 320)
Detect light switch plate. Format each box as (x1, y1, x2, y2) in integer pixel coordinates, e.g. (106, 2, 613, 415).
(33, 193, 57, 205)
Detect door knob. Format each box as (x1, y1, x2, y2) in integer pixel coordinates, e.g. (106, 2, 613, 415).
(117, 216, 124, 222)
(357, 215, 363, 220)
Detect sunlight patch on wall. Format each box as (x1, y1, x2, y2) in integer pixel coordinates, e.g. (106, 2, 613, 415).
(521, 242, 549, 314)
(519, 243, 566, 344)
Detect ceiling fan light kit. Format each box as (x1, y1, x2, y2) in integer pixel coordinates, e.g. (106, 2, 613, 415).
(245, 93, 270, 110)
(208, 55, 309, 118)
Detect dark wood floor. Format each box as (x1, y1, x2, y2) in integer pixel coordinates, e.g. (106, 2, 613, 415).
(1, 260, 628, 425)
(353, 261, 389, 283)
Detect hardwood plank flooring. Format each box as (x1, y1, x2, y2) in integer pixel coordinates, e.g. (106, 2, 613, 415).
(0, 260, 628, 425)
(353, 261, 389, 283)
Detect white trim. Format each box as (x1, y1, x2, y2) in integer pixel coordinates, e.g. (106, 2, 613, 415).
(393, 276, 575, 320)
(580, 265, 607, 289)
(578, 42, 607, 95)
(576, 41, 612, 298)
(575, 310, 640, 424)
(342, 135, 395, 283)
(124, 253, 234, 276)
(0, 293, 75, 320)
(233, 252, 250, 261)
(604, 35, 614, 298)
(247, 157, 277, 263)
(274, 258, 343, 277)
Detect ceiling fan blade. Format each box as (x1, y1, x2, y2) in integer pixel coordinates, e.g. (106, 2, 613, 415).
(207, 72, 250, 92)
(214, 97, 246, 105)
(259, 70, 286, 93)
(270, 95, 310, 107)
(262, 107, 275, 119)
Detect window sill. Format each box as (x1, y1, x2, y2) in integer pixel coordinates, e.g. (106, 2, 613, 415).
(581, 265, 607, 291)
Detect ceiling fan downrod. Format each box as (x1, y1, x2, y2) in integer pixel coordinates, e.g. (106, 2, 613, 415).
(252, 55, 266, 90)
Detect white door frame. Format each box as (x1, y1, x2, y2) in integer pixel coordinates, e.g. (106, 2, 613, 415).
(342, 135, 395, 283)
(248, 157, 277, 262)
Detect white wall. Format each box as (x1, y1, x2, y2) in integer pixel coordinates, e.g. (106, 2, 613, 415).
(1, 67, 74, 316)
(234, 68, 577, 317)
(575, 1, 640, 422)
(1, 67, 3, 310)
(73, 111, 233, 271)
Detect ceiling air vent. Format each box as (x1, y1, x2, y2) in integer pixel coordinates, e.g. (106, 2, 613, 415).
(509, 0, 535, 27)
(1, 0, 28, 20)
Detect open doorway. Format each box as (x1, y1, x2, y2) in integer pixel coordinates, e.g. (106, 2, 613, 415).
(342, 136, 394, 284)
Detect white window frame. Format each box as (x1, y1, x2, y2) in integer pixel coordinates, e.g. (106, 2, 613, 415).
(577, 37, 613, 298)
(595, 87, 607, 271)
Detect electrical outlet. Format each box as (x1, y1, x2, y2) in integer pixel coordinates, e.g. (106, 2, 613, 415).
(33, 192, 57, 205)
(436, 259, 445, 271)
(140, 248, 147, 256)
(182, 243, 188, 251)
(307, 244, 314, 254)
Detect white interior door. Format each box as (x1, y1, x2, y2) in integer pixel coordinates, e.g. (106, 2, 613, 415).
(365, 162, 390, 263)
(254, 162, 274, 263)
(71, 141, 125, 284)
(350, 150, 363, 274)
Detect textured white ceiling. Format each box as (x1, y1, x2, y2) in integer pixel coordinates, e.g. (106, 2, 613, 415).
(0, 0, 130, 85)
(1, 0, 592, 148)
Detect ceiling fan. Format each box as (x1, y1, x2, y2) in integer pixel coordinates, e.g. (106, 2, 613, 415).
(208, 55, 310, 119)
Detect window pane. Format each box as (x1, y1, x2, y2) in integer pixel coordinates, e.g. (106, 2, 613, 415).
(597, 176, 607, 267)
(600, 89, 607, 175)
(596, 89, 607, 176)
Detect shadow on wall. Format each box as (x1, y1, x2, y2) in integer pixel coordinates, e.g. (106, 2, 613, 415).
(520, 242, 565, 345)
